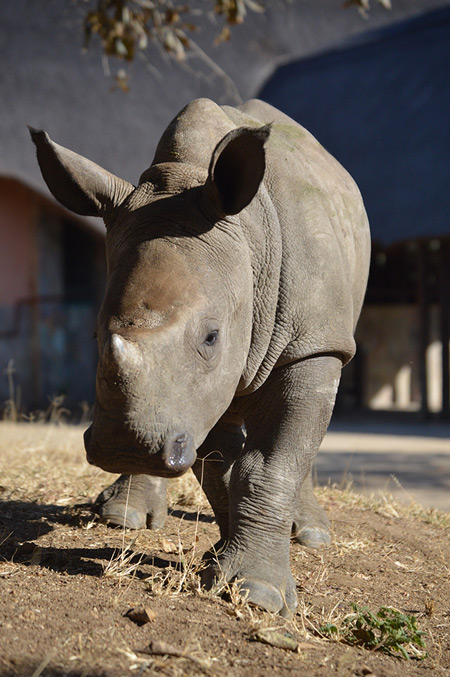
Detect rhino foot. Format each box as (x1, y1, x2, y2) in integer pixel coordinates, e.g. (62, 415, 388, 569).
(292, 484, 331, 549)
(292, 526, 331, 549)
(94, 474, 168, 530)
(238, 578, 297, 618)
(201, 547, 297, 617)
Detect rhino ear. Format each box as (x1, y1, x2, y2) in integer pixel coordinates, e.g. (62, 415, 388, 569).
(204, 125, 271, 217)
(29, 128, 134, 220)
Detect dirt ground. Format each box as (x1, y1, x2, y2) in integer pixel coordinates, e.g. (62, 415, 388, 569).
(0, 421, 449, 677)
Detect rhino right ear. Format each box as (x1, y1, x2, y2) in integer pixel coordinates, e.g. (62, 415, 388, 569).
(29, 128, 134, 221)
(203, 125, 271, 218)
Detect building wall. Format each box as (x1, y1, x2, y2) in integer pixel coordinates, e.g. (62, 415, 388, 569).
(353, 304, 446, 413)
(0, 178, 38, 304)
(0, 179, 105, 413)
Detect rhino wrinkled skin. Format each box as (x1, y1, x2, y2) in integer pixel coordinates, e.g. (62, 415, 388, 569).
(31, 99, 370, 615)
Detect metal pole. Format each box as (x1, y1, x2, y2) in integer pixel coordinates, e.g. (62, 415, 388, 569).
(417, 242, 429, 419)
(439, 241, 450, 419)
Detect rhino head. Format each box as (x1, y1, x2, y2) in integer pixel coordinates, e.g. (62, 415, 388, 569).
(30, 122, 269, 477)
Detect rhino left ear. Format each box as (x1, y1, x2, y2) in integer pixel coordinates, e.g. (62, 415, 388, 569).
(204, 125, 271, 217)
(29, 128, 134, 221)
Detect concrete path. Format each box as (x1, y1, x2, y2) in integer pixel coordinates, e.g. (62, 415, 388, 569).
(316, 414, 450, 512)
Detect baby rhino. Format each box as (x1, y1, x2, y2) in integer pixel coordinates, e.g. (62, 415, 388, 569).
(31, 98, 370, 616)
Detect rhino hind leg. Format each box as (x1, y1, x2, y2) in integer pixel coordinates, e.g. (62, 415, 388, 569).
(94, 474, 168, 530)
(291, 469, 331, 548)
(192, 420, 245, 543)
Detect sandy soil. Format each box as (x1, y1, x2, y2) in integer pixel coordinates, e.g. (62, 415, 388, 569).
(0, 422, 449, 676)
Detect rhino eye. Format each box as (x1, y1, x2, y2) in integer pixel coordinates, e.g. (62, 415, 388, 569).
(204, 330, 219, 346)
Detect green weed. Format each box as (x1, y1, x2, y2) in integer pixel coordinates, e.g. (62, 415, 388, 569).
(320, 603, 427, 660)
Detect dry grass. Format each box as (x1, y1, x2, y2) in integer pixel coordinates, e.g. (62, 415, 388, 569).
(0, 420, 111, 507)
(102, 536, 145, 580)
(316, 484, 450, 530)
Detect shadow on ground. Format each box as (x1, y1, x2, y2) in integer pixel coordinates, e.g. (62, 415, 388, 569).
(0, 499, 204, 574)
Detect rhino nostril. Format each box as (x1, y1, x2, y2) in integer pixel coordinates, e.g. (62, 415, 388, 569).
(162, 432, 196, 474)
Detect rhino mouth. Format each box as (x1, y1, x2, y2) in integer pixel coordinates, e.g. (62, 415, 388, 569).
(84, 426, 197, 478)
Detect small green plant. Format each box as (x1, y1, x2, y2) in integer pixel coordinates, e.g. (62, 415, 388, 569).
(320, 603, 427, 660)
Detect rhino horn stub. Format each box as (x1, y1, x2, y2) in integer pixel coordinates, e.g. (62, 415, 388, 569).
(110, 333, 143, 371)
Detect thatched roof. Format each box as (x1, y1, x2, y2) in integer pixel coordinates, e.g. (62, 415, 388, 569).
(1, 0, 448, 203)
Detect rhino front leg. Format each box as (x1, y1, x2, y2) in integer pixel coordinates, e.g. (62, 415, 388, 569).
(202, 355, 341, 616)
(94, 474, 168, 529)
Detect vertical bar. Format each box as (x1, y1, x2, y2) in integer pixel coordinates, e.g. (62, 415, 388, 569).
(439, 241, 450, 419)
(417, 242, 429, 419)
(30, 296, 41, 407)
(355, 346, 365, 409)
